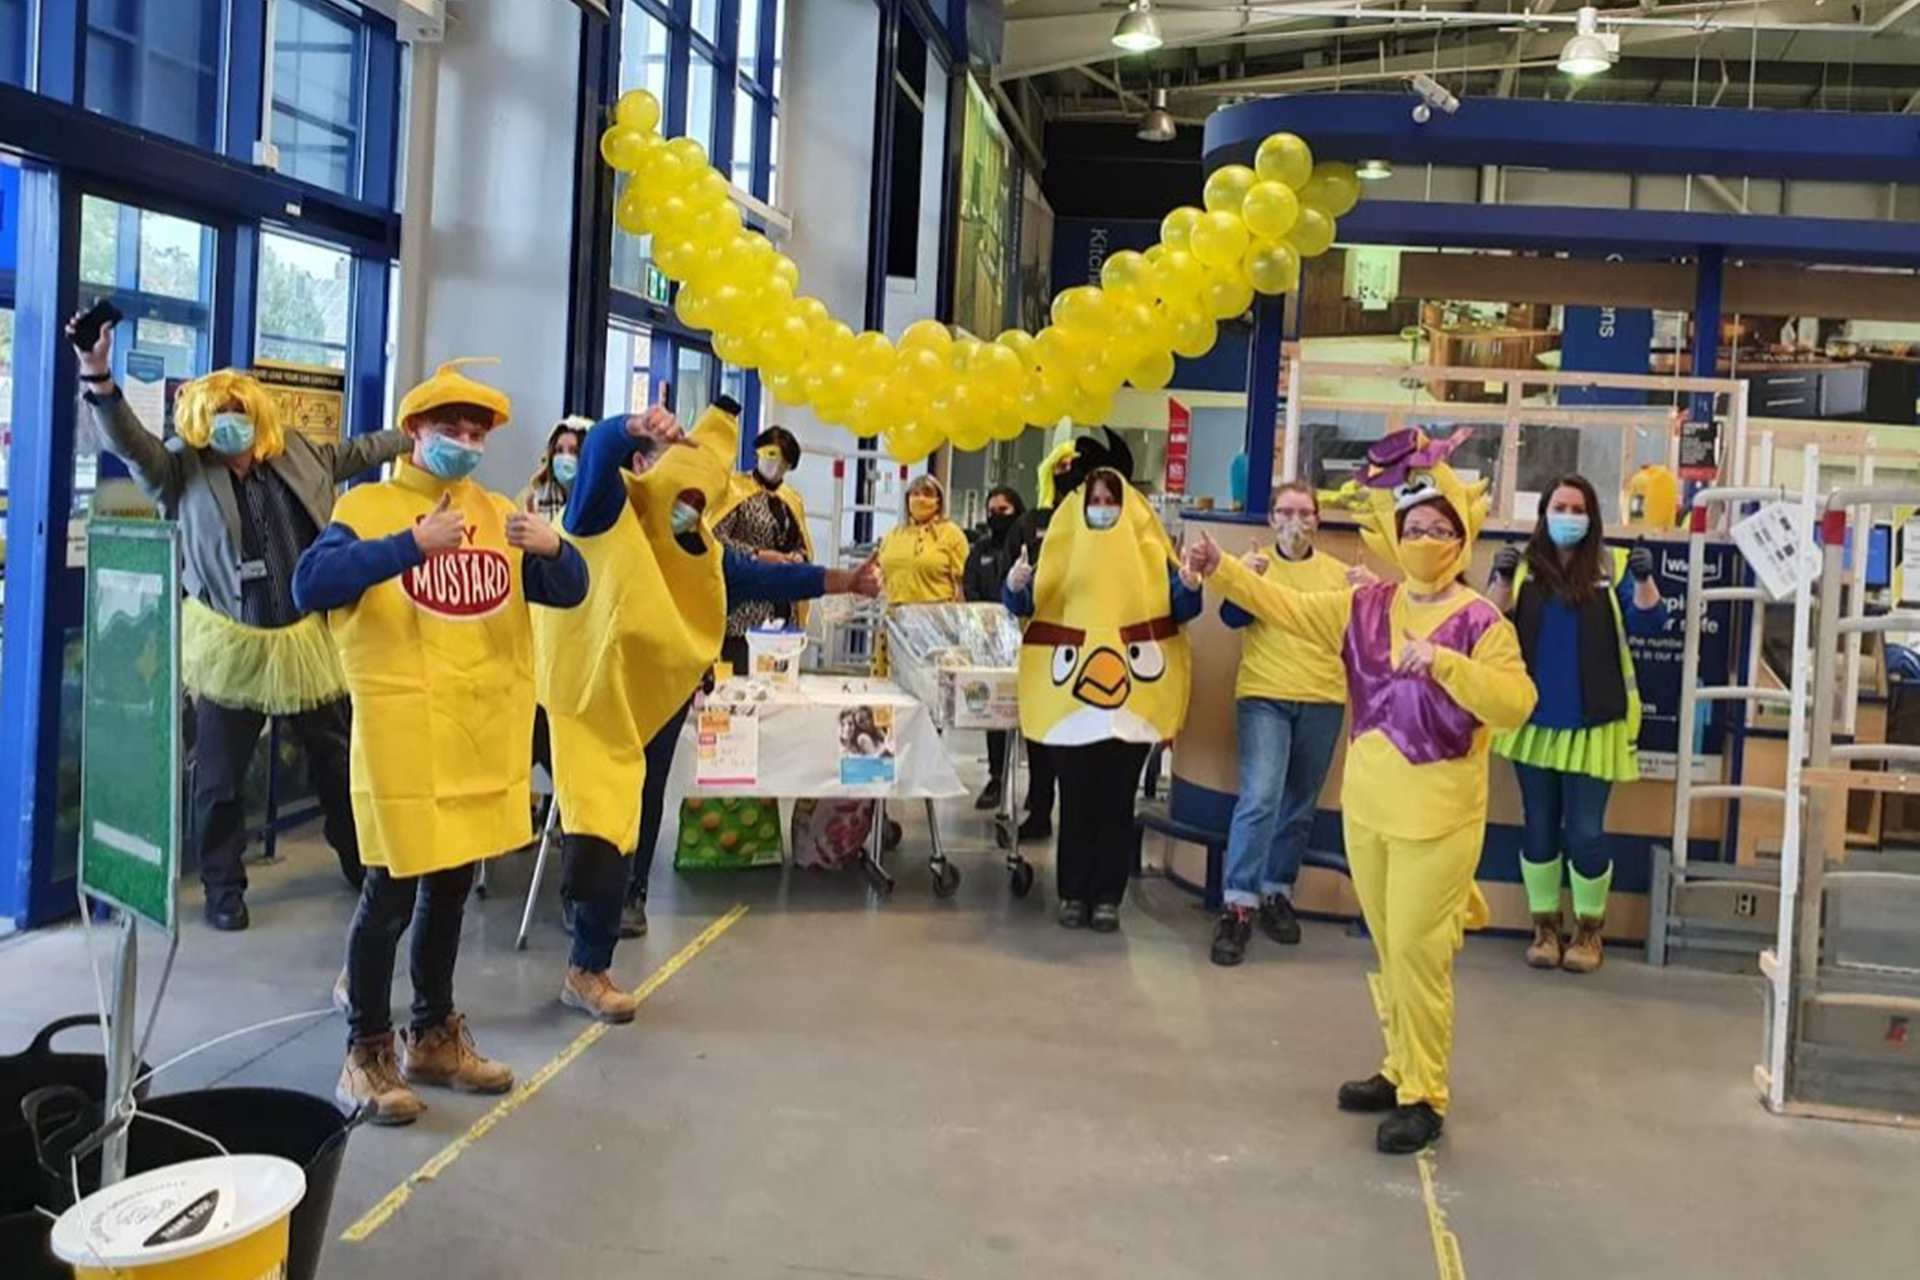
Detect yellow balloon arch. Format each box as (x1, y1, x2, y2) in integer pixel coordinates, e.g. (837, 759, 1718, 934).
(599, 91, 1362, 464)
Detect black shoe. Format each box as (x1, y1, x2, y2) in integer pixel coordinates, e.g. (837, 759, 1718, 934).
(1017, 814, 1053, 842)
(1088, 903, 1121, 933)
(1257, 894, 1302, 945)
(1376, 1103, 1444, 1155)
(204, 897, 250, 932)
(618, 896, 648, 939)
(974, 780, 1003, 812)
(1057, 899, 1088, 929)
(1337, 1073, 1399, 1113)
(1210, 909, 1252, 966)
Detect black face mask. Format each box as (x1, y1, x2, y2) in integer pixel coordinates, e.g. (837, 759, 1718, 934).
(986, 511, 1015, 538)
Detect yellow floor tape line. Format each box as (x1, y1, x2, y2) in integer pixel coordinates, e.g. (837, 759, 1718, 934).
(340, 903, 750, 1243)
(1417, 1149, 1468, 1280)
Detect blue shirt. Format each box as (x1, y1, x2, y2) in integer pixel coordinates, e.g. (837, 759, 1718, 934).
(1527, 577, 1666, 730)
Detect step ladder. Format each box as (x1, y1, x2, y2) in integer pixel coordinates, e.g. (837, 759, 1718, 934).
(1759, 480, 1920, 1126)
(1647, 447, 1818, 968)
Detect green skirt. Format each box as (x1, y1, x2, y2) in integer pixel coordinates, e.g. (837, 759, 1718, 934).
(1492, 718, 1640, 784)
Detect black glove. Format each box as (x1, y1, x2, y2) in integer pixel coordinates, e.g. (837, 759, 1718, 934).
(1491, 545, 1522, 581)
(1628, 545, 1655, 581)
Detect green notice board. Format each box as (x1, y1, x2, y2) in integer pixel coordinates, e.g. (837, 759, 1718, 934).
(80, 519, 181, 932)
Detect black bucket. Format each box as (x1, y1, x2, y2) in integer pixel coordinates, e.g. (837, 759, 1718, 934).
(1, 1016, 150, 1211)
(26, 1087, 358, 1280)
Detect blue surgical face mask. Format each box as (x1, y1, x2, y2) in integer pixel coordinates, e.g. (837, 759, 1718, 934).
(671, 501, 701, 534)
(420, 431, 484, 480)
(550, 454, 578, 486)
(209, 412, 255, 457)
(1086, 503, 1120, 531)
(1546, 512, 1590, 548)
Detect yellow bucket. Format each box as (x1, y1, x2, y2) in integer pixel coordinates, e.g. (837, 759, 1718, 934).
(51, 1154, 306, 1280)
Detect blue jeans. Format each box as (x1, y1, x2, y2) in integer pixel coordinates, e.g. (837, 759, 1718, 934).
(1512, 762, 1612, 879)
(1222, 698, 1344, 908)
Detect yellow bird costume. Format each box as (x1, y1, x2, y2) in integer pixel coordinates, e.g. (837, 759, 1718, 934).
(532, 403, 739, 850)
(1017, 471, 1191, 747)
(1207, 430, 1535, 1120)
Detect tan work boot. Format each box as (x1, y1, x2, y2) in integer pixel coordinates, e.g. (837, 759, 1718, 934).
(1562, 917, 1606, 973)
(400, 1013, 514, 1094)
(337, 1035, 426, 1126)
(561, 967, 641, 1024)
(1524, 913, 1564, 969)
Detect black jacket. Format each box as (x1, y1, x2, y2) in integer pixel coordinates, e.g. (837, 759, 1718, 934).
(964, 521, 1021, 603)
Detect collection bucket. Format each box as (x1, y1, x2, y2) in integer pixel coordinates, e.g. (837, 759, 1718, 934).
(50, 1153, 304, 1280)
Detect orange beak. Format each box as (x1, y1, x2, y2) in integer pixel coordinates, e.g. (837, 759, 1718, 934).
(1073, 647, 1131, 709)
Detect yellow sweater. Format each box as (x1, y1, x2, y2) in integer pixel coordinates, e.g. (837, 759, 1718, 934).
(1230, 547, 1349, 704)
(1212, 555, 1536, 841)
(879, 519, 968, 604)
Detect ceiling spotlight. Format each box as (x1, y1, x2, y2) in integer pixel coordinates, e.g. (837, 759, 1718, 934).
(1138, 87, 1176, 142)
(1558, 6, 1617, 77)
(1356, 158, 1393, 181)
(1112, 1, 1163, 53)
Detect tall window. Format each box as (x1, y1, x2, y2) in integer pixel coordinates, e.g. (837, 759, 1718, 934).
(84, 0, 223, 150)
(256, 230, 353, 370)
(271, 0, 368, 199)
(0, 0, 29, 86)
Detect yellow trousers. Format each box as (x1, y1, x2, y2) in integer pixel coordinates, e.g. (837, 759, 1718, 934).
(1345, 817, 1488, 1115)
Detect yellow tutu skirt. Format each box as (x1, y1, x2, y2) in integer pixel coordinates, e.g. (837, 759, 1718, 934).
(182, 600, 347, 715)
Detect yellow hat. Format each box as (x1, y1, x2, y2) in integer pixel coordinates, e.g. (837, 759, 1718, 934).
(397, 358, 513, 430)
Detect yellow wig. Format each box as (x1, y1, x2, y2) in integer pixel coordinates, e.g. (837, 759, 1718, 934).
(173, 370, 287, 461)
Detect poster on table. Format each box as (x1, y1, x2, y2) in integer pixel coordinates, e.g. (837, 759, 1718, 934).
(1629, 541, 1738, 781)
(695, 704, 759, 788)
(252, 359, 345, 446)
(837, 704, 897, 787)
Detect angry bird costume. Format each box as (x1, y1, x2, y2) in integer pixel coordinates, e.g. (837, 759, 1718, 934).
(1206, 429, 1536, 1118)
(322, 362, 537, 877)
(532, 402, 739, 852)
(1017, 470, 1192, 748)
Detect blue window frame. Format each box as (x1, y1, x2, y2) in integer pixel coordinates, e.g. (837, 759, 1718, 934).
(83, 0, 224, 151)
(0, 0, 30, 87)
(271, 0, 369, 200)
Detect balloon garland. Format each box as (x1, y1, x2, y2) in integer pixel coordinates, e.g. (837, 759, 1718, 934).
(599, 91, 1362, 464)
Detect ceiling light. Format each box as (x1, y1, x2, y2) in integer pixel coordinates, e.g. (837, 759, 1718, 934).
(1138, 87, 1176, 142)
(1558, 7, 1616, 77)
(1112, 2, 1163, 53)
(1356, 158, 1393, 181)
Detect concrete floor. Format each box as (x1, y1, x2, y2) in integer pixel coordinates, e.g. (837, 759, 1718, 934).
(5, 756, 1918, 1280)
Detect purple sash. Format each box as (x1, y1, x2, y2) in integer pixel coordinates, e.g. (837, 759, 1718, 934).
(1342, 582, 1500, 765)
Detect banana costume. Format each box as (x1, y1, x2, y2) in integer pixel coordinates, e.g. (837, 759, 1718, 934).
(1017, 470, 1191, 747)
(532, 404, 739, 850)
(1208, 429, 1536, 1115)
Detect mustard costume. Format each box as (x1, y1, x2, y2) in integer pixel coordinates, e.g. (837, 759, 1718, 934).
(1206, 430, 1535, 1147)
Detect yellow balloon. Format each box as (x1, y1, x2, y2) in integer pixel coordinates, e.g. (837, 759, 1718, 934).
(843, 390, 887, 437)
(1243, 239, 1301, 295)
(1160, 206, 1203, 252)
(690, 198, 743, 246)
(1032, 325, 1086, 373)
(951, 420, 992, 452)
(947, 334, 984, 376)
(614, 184, 651, 236)
(1241, 181, 1301, 241)
(674, 284, 714, 330)
(766, 368, 807, 406)
(1142, 243, 1167, 265)
(756, 313, 812, 374)
(599, 125, 652, 173)
(806, 360, 852, 406)
(850, 330, 897, 379)
(651, 194, 697, 240)
(1050, 285, 1114, 335)
(988, 402, 1026, 441)
(900, 318, 952, 355)
(665, 136, 708, 174)
(707, 281, 751, 330)
(1301, 162, 1361, 218)
(886, 422, 938, 464)
(653, 234, 701, 280)
(1170, 309, 1215, 359)
(751, 272, 794, 312)
(817, 319, 855, 354)
(720, 232, 776, 284)
(689, 169, 731, 210)
(1076, 359, 1126, 397)
(1255, 132, 1314, 191)
(1152, 249, 1207, 304)
(1100, 250, 1152, 299)
(995, 328, 1037, 367)
(1065, 384, 1113, 427)
(1287, 206, 1335, 259)
(1190, 211, 1250, 271)
(976, 341, 1026, 397)
(792, 296, 831, 332)
(635, 144, 688, 192)
(614, 89, 662, 133)
(713, 329, 759, 369)
(1204, 274, 1254, 320)
(1128, 347, 1175, 392)
(1202, 165, 1258, 216)
(770, 255, 800, 293)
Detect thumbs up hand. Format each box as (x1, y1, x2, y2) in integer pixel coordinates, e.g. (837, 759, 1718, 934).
(412, 493, 466, 556)
(1183, 531, 1223, 580)
(1006, 545, 1034, 593)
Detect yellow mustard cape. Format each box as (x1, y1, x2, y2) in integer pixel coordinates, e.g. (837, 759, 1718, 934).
(532, 407, 737, 849)
(1016, 477, 1191, 747)
(327, 461, 535, 875)
(711, 470, 814, 626)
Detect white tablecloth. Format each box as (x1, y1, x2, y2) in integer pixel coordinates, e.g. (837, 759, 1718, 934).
(665, 675, 966, 802)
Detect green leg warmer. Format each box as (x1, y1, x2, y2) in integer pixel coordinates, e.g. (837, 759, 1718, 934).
(1520, 856, 1564, 915)
(1569, 862, 1613, 921)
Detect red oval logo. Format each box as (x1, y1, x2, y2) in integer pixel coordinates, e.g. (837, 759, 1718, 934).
(403, 548, 512, 618)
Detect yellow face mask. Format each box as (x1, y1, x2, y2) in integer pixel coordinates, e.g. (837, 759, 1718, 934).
(1399, 537, 1461, 593)
(908, 493, 940, 523)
